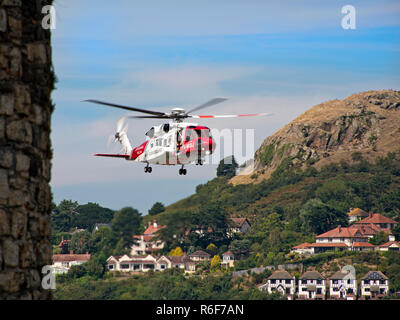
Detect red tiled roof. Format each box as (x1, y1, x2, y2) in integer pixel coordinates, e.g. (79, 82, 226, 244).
(316, 226, 366, 239)
(351, 242, 375, 247)
(222, 250, 234, 256)
(292, 242, 312, 249)
(143, 223, 166, 235)
(133, 234, 155, 242)
(356, 213, 398, 225)
(380, 241, 400, 248)
(53, 254, 90, 263)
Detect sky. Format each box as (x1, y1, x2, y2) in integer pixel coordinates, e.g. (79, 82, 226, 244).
(50, 0, 400, 214)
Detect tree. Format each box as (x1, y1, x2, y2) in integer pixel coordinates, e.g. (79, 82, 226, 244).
(111, 207, 142, 249)
(369, 231, 388, 245)
(74, 202, 114, 231)
(300, 198, 348, 234)
(210, 255, 221, 269)
(216, 156, 238, 178)
(148, 202, 165, 216)
(69, 230, 91, 254)
(51, 200, 79, 233)
(169, 247, 184, 256)
(206, 243, 218, 256)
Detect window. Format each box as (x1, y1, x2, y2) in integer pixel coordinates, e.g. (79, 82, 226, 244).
(271, 280, 276, 284)
(120, 263, 130, 269)
(317, 280, 322, 285)
(108, 264, 114, 270)
(285, 279, 291, 284)
(160, 264, 166, 270)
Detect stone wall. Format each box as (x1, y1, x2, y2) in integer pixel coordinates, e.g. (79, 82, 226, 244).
(0, 0, 54, 299)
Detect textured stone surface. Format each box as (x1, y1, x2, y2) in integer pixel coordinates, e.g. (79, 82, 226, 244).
(0, 1, 54, 299)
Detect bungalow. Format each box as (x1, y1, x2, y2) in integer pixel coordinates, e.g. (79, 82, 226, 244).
(291, 242, 313, 255)
(51, 252, 91, 274)
(107, 254, 158, 272)
(297, 271, 326, 300)
(188, 250, 211, 262)
(350, 242, 376, 252)
(379, 241, 400, 252)
(360, 271, 389, 300)
(107, 254, 196, 273)
(258, 270, 296, 300)
(328, 271, 357, 300)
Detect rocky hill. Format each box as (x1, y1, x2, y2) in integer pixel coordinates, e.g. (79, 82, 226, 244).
(232, 90, 400, 185)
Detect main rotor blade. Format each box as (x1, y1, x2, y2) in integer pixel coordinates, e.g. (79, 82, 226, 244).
(84, 99, 166, 116)
(186, 98, 228, 115)
(191, 112, 274, 119)
(128, 115, 171, 119)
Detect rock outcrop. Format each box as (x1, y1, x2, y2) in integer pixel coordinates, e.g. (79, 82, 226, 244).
(233, 90, 400, 184)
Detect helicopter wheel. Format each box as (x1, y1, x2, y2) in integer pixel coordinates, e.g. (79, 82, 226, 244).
(145, 166, 152, 173)
(179, 168, 187, 175)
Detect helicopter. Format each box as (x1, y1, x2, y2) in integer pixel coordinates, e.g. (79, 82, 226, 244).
(84, 98, 271, 175)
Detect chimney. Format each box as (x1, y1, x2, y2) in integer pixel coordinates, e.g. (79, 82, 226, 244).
(369, 213, 373, 218)
(148, 221, 151, 227)
(69, 250, 73, 254)
(338, 225, 341, 232)
(153, 220, 157, 228)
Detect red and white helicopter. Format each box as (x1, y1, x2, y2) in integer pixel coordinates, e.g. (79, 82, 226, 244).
(85, 98, 271, 175)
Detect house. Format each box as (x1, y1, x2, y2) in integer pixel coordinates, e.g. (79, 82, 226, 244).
(347, 208, 369, 223)
(188, 250, 211, 262)
(51, 252, 91, 274)
(354, 213, 398, 230)
(328, 271, 357, 300)
(107, 254, 158, 272)
(297, 271, 326, 300)
(221, 251, 235, 268)
(167, 255, 196, 273)
(106, 254, 196, 273)
(379, 241, 400, 252)
(315, 226, 369, 247)
(258, 270, 296, 300)
(291, 242, 313, 255)
(130, 220, 166, 255)
(229, 217, 251, 234)
(360, 271, 389, 299)
(350, 242, 376, 252)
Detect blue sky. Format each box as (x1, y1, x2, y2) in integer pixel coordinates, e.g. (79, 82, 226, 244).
(50, 0, 400, 214)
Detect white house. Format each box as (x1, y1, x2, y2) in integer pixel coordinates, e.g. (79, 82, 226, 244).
(51, 253, 91, 274)
(379, 241, 400, 252)
(188, 250, 210, 262)
(221, 251, 235, 268)
(130, 220, 166, 255)
(106, 254, 196, 273)
(360, 271, 389, 300)
(258, 270, 296, 300)
(297, 271, 326, 300)
(328, 271, 357, 300)
(291, 242, 314, 255)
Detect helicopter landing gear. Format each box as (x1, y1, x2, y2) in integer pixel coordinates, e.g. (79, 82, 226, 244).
(144, 165, 152, 173)
(179, 165, 187, 175)
(196, 159, 203, 165)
